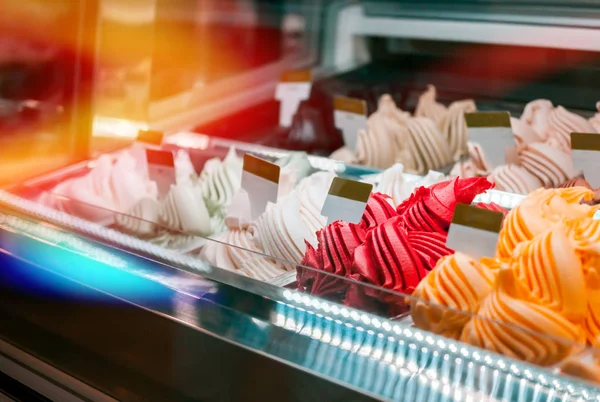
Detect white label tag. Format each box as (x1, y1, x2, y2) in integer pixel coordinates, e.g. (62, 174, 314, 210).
(275, 82, 311, 127)
(241, 171, 279, 220)
(241, 154, 280, 220)
(571, 133, 600, 188)
(321, 195, 368, 225)
(320, 177, 372, 224)
(467, 126, 515, 168)
(146, 149, 175, 197)
(334, 110, 367, 151)
(333, 96, 368, 151)
(446, 224, 500, 259)
(572, 149, 600, 188)
(446, 203, 504, 259)
(465, 112, 515, 168)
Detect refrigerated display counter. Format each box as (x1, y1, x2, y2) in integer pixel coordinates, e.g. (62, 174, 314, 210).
(2, 1, 600, 401)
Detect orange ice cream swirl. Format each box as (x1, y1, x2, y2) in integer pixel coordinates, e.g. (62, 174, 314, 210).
(585, 268, 600, 346)
(565, 219, 600, 344)
(510, 225, 587, 322)
(496, 187, 595, 261)
(411, 253, 497, 339)
(565, 218, 600, 271)
(460, 268, 586, 366)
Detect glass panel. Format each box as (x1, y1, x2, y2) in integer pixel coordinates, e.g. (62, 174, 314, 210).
(1, 200, 599, 398)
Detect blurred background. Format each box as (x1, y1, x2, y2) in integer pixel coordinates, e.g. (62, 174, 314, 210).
(0, 0, 597, 184)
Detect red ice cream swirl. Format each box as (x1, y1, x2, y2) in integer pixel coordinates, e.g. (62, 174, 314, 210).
(298, 221, 366, 298)
(359, 192, 398, 230)
(351, 216, 433, 297)
(397, 177, 494, 233)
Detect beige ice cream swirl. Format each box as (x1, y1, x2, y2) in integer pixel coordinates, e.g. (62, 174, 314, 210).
(547, 106, 597, 151)
(441, 99, 476, 160)
(511, 116, 544, 147)
(252, 172, 334, 267)
(414, 85, 447, 125)
(450, 142, 492, 178)
(590, 102, 600, 132)
(356, 95, 409, 169)
(487, 164, 543, 195)
(520, 99, 553, 139)
(519, 141, 578, 188)
(396, 117, 453, 174)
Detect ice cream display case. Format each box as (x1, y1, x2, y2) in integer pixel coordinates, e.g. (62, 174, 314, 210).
(2, 0, 600, 401)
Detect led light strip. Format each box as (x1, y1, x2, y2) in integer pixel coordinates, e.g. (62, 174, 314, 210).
(0, 190, 212, 275)
(0, 212, 128, 269)
(275, 293, 600, 401)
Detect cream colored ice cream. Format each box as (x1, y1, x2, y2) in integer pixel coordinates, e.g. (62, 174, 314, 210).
(201, 170, 335, 279)
(114, 147, 242, 247)
(158, 182, 212, 236)
(42, 151, 158, 223)
(375, 163, 407, 207)
(200, 226, 283, 280)
(174, 149, 198, 185)
(115, 197, 160, 237)
(198, 147, 243, 228)
(252, 171, 335, 267)
(376, 164, 446, 207)
(276, 151, 313, 199)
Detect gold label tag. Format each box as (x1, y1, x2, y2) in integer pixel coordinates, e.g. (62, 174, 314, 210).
(137, 129, 164, 145)
(327, 177, 372, 203)
(571, 132, 600, 151)
(451, 203, 504, 233)
(280, 70, 312, 83)
(465, 112, 511, 128)
(243, 154, 280, 184)
(334, 96, 367, 115)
